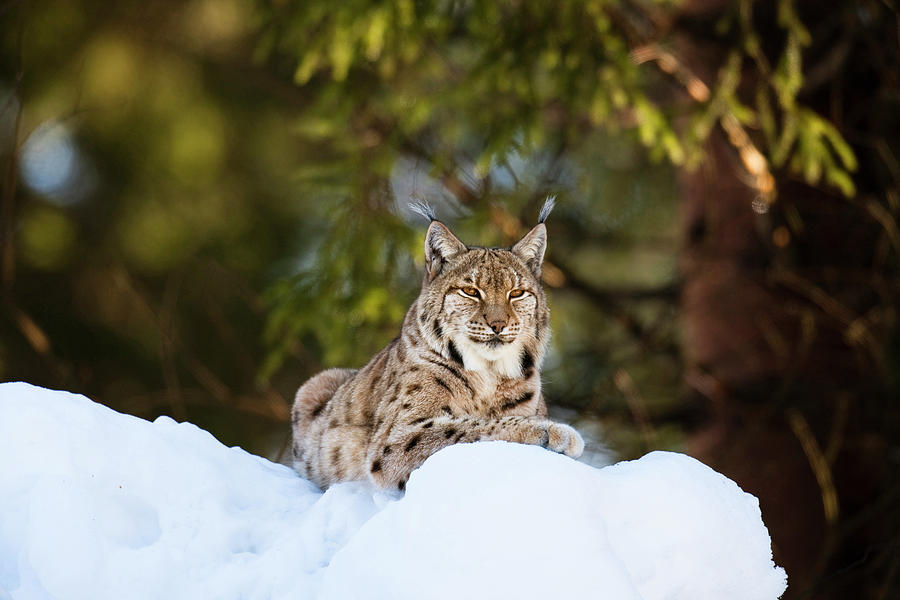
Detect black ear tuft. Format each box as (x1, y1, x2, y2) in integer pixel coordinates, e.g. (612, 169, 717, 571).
(409, 201, 437, 222)
(538, 195, 556, 224)
(512, 197, 554, 276)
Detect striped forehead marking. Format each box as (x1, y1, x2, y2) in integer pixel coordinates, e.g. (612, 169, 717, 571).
(464, 251, 516, 290)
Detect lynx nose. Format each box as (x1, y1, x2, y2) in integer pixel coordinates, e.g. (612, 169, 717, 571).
(488, 320, 507, 334)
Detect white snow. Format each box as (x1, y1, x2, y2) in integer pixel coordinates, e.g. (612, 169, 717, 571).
(0, 382, 787, 600)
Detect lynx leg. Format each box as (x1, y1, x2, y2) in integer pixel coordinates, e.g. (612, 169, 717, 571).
(291, 368, 356, 480)
(367, 415, 584, 491)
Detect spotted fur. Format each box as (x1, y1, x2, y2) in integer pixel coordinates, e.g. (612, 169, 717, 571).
(291, 199, 584, 490)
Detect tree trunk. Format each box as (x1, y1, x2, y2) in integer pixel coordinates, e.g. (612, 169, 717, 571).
(680, 130, 894, 599)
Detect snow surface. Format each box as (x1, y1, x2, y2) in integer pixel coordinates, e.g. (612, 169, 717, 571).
(0, 382, 787, 600)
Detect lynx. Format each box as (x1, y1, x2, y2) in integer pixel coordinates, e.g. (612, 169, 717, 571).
(291, 199, 584, 491)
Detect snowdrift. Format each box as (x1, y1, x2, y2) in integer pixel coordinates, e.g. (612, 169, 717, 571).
(0, 382, 786, 600)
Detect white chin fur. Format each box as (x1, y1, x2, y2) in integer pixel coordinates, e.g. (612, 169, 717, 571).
(455, 336, 522, 378)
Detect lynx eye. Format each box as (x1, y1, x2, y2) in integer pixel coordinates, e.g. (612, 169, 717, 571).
(508, 289, 526, 299)
(459, 286, 480, 299)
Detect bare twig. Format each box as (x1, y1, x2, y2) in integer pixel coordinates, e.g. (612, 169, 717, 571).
(825, 393, 850, 465)
(9, 303, 51, 356)
(863, 196, 900, 258)
(786, 407, 839, 527)
(772, 269, 881, 360)
(630, 44, 710, 102)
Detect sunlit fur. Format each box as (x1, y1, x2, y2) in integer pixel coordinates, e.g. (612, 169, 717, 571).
(291, 204, 583, 491)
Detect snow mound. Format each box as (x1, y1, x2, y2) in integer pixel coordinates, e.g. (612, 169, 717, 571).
(0, 383, 786, 600)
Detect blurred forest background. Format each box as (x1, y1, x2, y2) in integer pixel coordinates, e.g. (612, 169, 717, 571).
(1, 0, 898, 598)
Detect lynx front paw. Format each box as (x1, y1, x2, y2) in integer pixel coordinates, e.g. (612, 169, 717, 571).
(547, 423, 584, 458)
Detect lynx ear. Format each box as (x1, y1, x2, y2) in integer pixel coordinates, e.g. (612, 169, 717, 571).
(511, 223, 547, 277)
(512, 195, 554, 276)
(424, 221, 466, 281)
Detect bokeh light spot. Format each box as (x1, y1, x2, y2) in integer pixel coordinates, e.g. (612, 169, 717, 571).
(82, 35, 141, 106)
(168, 107, 226, 182)
(20, 121, 87, 205)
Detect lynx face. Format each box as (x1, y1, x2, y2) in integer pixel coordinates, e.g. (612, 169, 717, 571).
(418, 218, 550, 377)
(441, 252, 545, 368)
